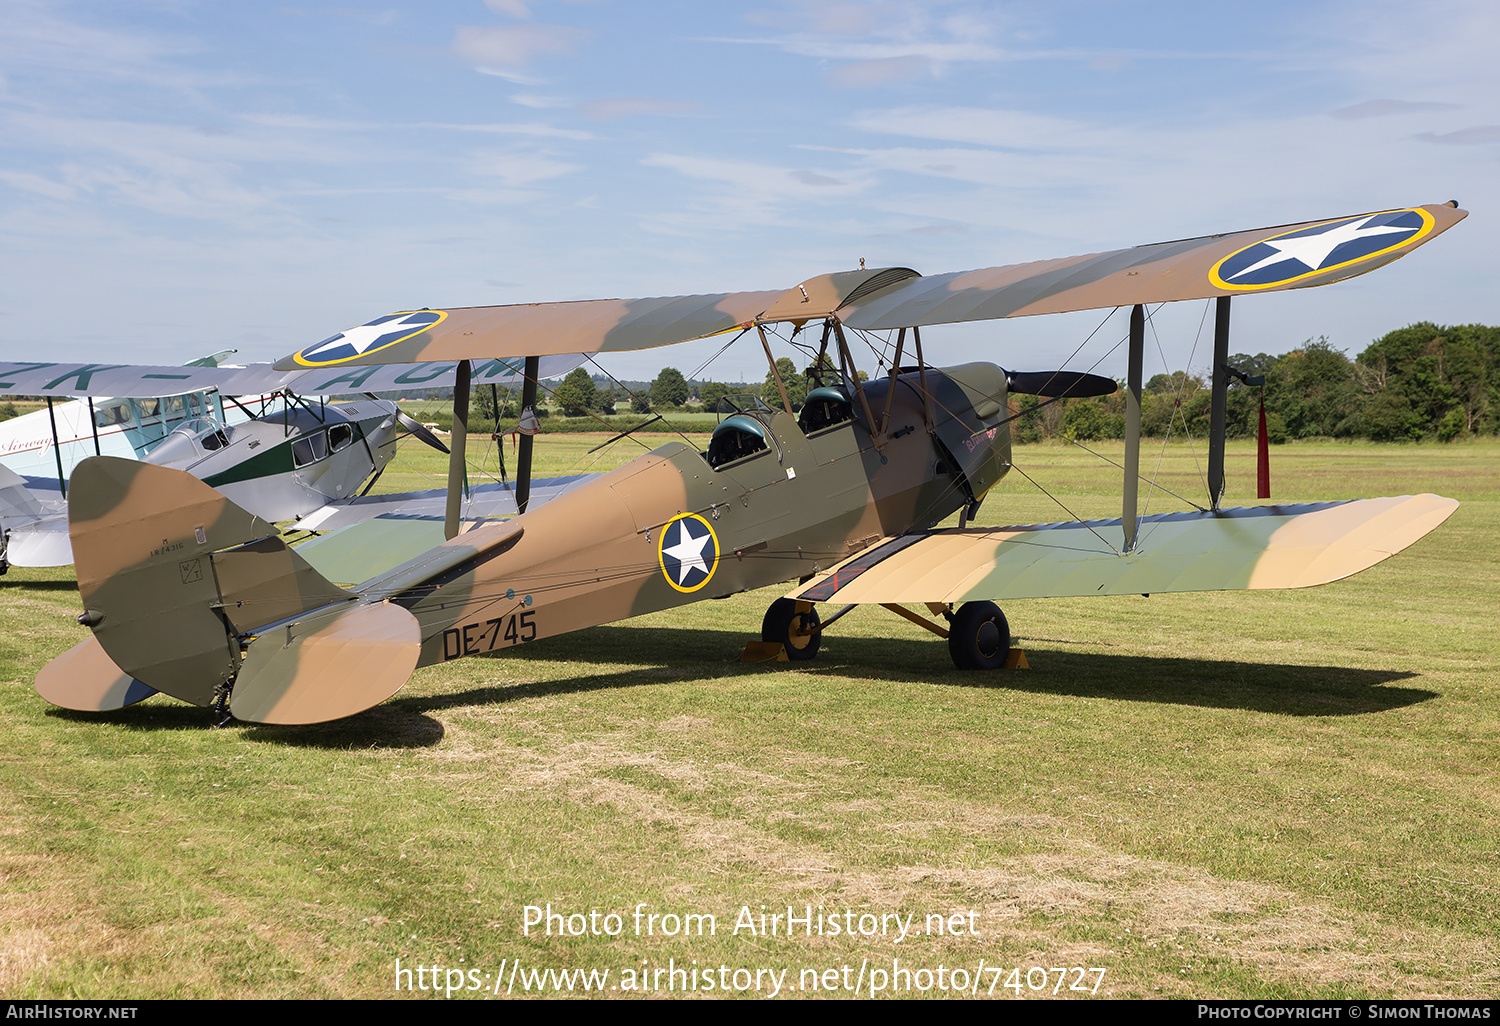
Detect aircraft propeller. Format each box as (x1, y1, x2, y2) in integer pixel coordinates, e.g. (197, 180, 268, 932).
(364, 394, 451, 454)
(1005, 370, 1118, 398)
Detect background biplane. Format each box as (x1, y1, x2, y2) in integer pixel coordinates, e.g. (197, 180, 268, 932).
(0, 355, 585, 569)
(38, 202, 1465, 725)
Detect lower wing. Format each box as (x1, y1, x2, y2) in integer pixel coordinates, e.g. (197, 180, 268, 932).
(788, 495, 1458, 605)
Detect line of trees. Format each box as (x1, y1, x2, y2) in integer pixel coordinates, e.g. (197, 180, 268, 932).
(1026, 322, 1500, 444)
(404, 320, 1499, 442)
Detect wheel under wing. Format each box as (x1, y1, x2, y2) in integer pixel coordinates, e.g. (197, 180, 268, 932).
(787, 495, 1459, 605)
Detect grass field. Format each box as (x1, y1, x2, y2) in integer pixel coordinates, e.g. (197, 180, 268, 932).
(1, 436, 1496, 999)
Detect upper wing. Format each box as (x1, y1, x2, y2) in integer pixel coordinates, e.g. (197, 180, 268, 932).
(0, 354, 587, 399)
(787, 495, 1458, 605)
(271, 203, 1466, 369)
(840, 204, 1465, 329)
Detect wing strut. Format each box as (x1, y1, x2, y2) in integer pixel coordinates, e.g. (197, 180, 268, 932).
(912, 325, 933, 432)
(1208, 296, 1231, 509)
(443, 359, 471, 541)
(45, 398, 65, 498)
(1123, 304, 1144, 551)
(514, 355, 539, 514)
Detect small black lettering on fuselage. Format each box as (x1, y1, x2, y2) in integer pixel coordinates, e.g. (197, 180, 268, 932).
(442, 611, 537, 660)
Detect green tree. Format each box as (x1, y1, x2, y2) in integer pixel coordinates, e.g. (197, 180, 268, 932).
(652, 367, 690, 408)
(698, 381, 731, 413)
(1062, 400, 1107, 441)
(761, 357, 807, 409)
(1359, 322, 1499, 438)
(630, 391, 653, 415)
(1273, 338, 1359, 438)
(555, 367, 597, 418)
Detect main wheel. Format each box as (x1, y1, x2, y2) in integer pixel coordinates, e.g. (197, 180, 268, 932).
(947, 601, 1010, 670)
(762, 598, 821, 661)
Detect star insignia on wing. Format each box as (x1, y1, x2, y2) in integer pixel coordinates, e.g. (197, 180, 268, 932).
(1213, 209, 1429, 290)
(659, 514, 718, 592)
(295, 311, 445, 366)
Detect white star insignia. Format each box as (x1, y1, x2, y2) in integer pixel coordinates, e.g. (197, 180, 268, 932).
(1227, 217, 1413, 282)
(300, 313, 435, 361)
(662, 520, 715, 586)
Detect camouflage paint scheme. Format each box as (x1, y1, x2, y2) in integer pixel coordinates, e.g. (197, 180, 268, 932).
(39, 203, 1467, 723)
(51, 365, 1001, 721)
(271, 205, 1466, 368)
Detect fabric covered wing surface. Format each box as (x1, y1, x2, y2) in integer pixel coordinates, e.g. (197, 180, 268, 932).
(787, 495, 1458, 605)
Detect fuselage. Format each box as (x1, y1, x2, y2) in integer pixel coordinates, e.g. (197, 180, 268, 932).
(355, 363, 1013, 668)
(149, 399, 402, 523)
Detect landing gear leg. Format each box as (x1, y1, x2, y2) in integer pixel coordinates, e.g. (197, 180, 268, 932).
(762, 598, 821, 661)
(947, 601, 1010, 670)
(211, 679, 236, 729)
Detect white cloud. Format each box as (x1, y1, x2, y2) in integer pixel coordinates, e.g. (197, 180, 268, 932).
(846, 105, 1097, 150)
(0, 169, 75, 201)
(511, 92, 572, 109)
(467, 149, 581, 188)
(828, 55, 933, 88)
(453, 24, 589, 68)
(485, 0, 532, 17)
(241, 113, 593, 141)
(1415, 125, 1500, 145)
(1332, 99, 1459, 120)
(576, 98, 702, 120)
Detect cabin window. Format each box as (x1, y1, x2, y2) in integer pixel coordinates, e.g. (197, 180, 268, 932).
(161, 395, 187, 426)
(93, 402, 131, 428)
(706, 415, 769, 469)
(291, 430, 329, 468)
(329, 423, 355, 452)
(798, 386, 852, 434)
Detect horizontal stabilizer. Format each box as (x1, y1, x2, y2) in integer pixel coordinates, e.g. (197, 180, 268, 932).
(229, 601, 421, 725)
(0, 465, 50, 521)
(5, 517, 73, 567)
(69, 457, 279, 706)
(789, 495, 1458, 605)
(35, 636, 157, 712)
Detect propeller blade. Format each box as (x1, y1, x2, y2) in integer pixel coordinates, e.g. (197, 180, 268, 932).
(1006, 370, 1118, 398)
(396, 410, 450, 454)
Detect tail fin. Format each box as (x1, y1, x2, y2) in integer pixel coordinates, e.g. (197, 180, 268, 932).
(67, 457, 353, 707)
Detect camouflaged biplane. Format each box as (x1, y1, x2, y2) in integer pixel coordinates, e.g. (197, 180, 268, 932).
(37, 202, 1465, 725)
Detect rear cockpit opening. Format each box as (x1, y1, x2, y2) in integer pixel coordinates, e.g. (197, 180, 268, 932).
(798, 386, 852, 434)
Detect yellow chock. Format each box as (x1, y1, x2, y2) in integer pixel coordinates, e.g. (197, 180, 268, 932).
(740, 641, 789, 662)
(1004, 648, 1029, 670)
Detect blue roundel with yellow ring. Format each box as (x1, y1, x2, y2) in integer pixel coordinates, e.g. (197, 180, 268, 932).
(657, 513, 720, 593)
(1210, 208, 1433, 292)
(292, 310, 447, 367)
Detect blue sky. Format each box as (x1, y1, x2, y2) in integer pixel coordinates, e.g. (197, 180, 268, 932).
(2, 0, 1496, 384)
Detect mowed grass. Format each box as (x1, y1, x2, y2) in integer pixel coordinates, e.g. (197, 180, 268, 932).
(1, 436, 1496, 999)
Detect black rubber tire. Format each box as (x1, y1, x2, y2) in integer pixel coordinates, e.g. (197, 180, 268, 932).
(762, 598, 821, 661)
(947, 601, 1010, 670)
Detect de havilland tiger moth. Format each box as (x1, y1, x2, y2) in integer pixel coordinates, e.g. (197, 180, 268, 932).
(35, 202, 1466, 725)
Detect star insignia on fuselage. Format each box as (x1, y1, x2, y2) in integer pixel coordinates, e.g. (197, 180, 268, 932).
(292, 310, 447, 367)
(658, 513, 719, 593)
(1210, 208, 1433, 291)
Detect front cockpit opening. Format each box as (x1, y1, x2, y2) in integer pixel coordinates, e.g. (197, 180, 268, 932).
(706, 414, 769, 469)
